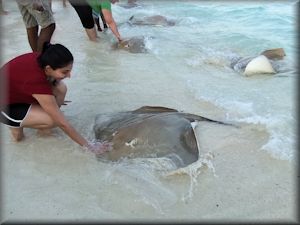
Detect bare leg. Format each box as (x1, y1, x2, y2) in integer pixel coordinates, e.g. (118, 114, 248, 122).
(22, 105, 55, 129)
(21, 104, 56, 137)
(85, 27, 98, 42)
(0, 0, 8, 15)
(37, 23, 56, 52)
(26, 26, 39, 52)
(48, 0, 53, 13)
(8, 103, 57, 142)
(9, 127, 24, 142)
(35, 81, 67, 135)
(0, 9, 8, 15)
(19, 80, 66, 138)
(52, 80, 67, 107)
(63, 0, 67, 7)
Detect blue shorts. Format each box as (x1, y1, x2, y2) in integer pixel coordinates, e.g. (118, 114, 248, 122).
(0, 104, 32, 127)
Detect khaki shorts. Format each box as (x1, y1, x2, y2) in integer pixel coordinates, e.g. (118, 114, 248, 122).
(17, 0, 55, 28)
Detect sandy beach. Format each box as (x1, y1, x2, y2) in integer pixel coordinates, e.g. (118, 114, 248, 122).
(0, 0, 298, 223)
(1, 116, 297, 222)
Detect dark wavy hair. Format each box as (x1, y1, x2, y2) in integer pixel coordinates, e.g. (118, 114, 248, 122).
(37, 42, 73, 69)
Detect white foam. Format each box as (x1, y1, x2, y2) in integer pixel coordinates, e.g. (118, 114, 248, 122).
(232, 113, 295, 162)
(197, 96, 295, 162)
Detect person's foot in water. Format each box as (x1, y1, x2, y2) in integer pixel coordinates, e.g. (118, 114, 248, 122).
(10, 127, 24, 142)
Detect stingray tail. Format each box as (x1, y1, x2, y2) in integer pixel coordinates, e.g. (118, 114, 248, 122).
(127, 15, 134, 25)
(183, 113, 238, 127)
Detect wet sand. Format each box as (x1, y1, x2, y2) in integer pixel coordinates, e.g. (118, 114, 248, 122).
(1, 120, 297, 222)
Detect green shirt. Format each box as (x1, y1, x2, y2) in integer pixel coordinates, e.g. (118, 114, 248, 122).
(87, 0, 111, 14)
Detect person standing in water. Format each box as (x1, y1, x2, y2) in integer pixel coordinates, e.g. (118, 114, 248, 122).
(68, 0, 122, 42)
(0, 42, 110, 154)
(16, 0, 56, 52)
(0, 0, 8, 15)
(63, 0, 68, 7)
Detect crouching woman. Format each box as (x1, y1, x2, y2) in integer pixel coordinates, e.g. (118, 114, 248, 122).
(0, 42, 109, 154)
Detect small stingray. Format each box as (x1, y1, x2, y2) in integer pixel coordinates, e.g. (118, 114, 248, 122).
(112, 36, 148, 53)
(118, 2, 139, 8)
(128, 15, 175, 26)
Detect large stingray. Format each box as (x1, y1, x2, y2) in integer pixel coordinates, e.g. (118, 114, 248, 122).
(230, 48, 286, 76)
(128, 15, 175, 26)
(94, 106, 229, 168)
(112, 36, 148, 53)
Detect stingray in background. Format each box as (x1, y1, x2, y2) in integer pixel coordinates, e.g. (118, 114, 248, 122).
(128, 15, 176, 26)
(94, 106, 232, 168)
(230, 48, 286, 76)
(118, 0, 139, 9)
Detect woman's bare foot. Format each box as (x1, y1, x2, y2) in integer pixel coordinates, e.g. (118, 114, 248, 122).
(9, 127, 24, 142)
(0, 10, 8, 15)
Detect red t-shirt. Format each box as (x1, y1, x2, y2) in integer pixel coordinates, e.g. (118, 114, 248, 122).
(0, 52, 53, 106)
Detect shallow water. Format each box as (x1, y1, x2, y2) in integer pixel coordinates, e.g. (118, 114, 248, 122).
(0, 0, 297, 222)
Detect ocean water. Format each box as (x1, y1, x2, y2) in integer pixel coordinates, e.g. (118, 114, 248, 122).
(0, 0, 297, 221)
(112, 0, 297, 162)
(117, 0, 296, 161)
